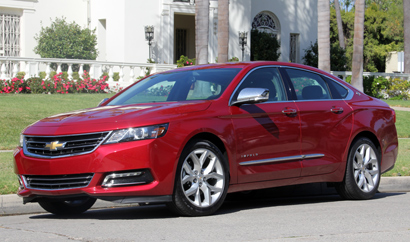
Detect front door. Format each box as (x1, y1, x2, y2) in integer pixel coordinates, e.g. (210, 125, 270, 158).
(230, 67, 302, 183)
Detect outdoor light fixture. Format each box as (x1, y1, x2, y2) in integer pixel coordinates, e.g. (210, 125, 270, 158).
(145, 25, 154, 59)
(239, 31, 248, 61)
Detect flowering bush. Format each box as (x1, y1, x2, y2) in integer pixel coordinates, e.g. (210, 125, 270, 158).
(0, 71, 110, 94)
(0, 77, 31, 94)
(177, 55, 195, 68)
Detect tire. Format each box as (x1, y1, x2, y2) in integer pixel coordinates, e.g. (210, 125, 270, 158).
(38, 197, 96, 215)
(167, 140, 229, 216)
(336, 137, 381, 200)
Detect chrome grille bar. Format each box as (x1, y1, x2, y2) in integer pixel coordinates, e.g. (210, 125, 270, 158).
(23, 131, 111, 158)
(23, 173, 94, 190)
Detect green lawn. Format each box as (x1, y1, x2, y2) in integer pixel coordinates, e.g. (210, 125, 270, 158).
(0, 95, 409, 195)
(0, 94, 115, 150)
(384, 99, 410, 108)
(0, 152, 19, 194)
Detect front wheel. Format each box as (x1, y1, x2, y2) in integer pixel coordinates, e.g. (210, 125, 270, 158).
(38, 197, 96, 215)
(167, 140, 229, 216)
(336, 137, 381, 200)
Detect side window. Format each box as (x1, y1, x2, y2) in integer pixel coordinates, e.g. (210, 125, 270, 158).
(233, 68, 287, 102)
(325, 77, 349, 99)
(285, 69, 331, 100)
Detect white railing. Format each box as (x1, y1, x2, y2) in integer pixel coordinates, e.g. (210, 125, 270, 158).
(331, 71, 410, 81)
(0, 56, 177, 89)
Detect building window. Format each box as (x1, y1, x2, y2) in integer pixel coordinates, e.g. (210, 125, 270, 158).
(290, 33, 299, 63)
(0, 14, 20, 57)
(175, 29, 187, 62)
(252, 12, 280, 38)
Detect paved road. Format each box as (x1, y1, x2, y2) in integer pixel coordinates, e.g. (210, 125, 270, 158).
(1, 192, 410, 241)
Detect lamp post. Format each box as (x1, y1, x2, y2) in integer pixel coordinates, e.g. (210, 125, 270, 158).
(239, 31, 248, 61)
(145, 25, 154, 60)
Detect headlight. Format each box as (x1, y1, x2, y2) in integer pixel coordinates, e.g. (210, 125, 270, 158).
(104, 124, 168, 144)
(19, 134, 25, 147)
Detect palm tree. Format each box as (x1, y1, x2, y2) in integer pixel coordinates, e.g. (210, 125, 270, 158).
(334, 0, 345, 49)
(318, 0, 330, 72)
(404, 0, 410, 73)
(351, 0, 365, 92)
(217, 0, 229, 63)
(195, 0, 209, 65)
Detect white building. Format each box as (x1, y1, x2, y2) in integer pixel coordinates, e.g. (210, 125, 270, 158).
(0, 0, 318, 65)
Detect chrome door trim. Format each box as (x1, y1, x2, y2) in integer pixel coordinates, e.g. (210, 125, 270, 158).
(239, 153, 324, 166)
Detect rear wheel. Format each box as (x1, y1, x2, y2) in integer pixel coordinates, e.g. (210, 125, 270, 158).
(336, 137, 381, 200)
(167, 140, 229, 216)
(38, 197, 96, 215)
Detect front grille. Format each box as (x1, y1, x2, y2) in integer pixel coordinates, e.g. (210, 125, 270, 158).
(24, 132, 110, 158)
(23, 173, 94, 190)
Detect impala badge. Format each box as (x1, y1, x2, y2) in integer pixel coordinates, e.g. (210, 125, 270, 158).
(45, 141, 65, 151)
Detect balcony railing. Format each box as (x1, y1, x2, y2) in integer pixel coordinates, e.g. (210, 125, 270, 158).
(0, 56, 177, 89)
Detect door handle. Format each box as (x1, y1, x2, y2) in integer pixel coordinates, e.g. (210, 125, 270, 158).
(331, 107, 344, 114)
(282, 108, 297, 115)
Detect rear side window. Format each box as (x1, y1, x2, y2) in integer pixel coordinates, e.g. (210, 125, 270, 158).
(285, 69, 331, 100)
(325, 77, 349, 99)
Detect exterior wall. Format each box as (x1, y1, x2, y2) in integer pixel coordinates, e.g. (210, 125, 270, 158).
(250, 0, 318, 63)
(386, 51, 405, 73)
(0, 0, 318, 65)
(229, 0, 251, 61)
(0, 0, 88, 58)
(90, 0, 160, 63)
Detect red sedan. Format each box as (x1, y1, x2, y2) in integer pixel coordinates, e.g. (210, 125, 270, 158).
(14, 62, 398, 216)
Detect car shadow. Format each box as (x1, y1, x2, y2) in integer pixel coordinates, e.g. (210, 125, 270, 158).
(29, 191, 405, 220)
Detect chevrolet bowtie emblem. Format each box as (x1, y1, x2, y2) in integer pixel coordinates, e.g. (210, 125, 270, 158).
(45, 141, 65, 151)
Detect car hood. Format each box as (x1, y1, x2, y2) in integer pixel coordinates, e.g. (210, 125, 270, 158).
(23, 101, 212, 136)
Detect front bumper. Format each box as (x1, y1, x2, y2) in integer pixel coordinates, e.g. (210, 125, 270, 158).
(13, 138, 178, 202)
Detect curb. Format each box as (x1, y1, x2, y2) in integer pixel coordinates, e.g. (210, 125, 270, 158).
(1, 177, 409, 216)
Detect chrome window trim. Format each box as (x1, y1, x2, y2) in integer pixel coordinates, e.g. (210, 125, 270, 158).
(229, 65, 288, 106)
(282, 66, 354, 101)
(239, 153, 324, 166)
(23, 131, 112, 159)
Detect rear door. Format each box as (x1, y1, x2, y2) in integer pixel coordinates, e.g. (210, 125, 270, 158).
(230, 67, 302, 183)
(282, 68, 353, 176)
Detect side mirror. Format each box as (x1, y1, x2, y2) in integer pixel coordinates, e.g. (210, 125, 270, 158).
(98, 98, 110, 107)
(231, 88, 269, 106)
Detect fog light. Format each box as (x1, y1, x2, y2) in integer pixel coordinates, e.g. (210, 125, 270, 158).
(17, 175, 25, 190)
(101, 169, 154, 188)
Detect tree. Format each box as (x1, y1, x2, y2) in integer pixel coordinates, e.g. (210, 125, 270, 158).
(302, 40, 347, 71)
(34, 18, 98, 61)
(195, 0, 209, 65)
(351, 0, 365, 92)
(318, 0, 331, 72)
(334, 0, 346, 49)
(217, 0, 229, 63)
(404, 0, 410, 73)
(250, 30, 280, 61)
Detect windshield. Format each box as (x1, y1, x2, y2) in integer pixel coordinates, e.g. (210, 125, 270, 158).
(107, 68, 241, 105)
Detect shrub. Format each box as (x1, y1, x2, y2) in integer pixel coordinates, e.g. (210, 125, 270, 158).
(229, 57, 239, 62)
(387, 78, 410, 100)
(34, 18, 98, 65)
(177, 55, 195, 68)
(251, 29, 280, 61)
(302, 40, 347, 71)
